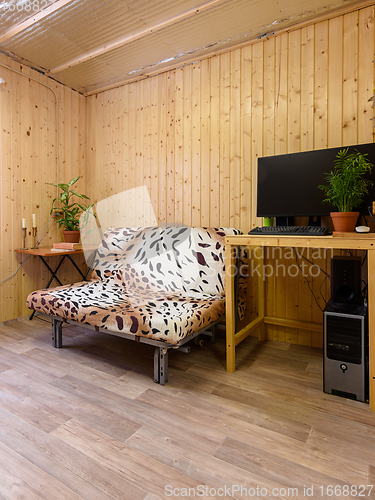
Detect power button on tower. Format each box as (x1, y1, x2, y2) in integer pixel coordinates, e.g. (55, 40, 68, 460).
(340, 363, 348, 372)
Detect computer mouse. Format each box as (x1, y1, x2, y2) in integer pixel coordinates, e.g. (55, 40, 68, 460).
(355, 226, 370, 233)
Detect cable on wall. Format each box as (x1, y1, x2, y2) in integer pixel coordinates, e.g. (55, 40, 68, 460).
(0, 215, 53, 285)
(0, 61, 60, 190)
(0, 256, 31, 286)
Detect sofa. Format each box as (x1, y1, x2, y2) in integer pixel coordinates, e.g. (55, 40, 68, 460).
(27, 226, 243, 383)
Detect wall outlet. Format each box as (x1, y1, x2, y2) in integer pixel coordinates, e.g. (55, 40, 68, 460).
(52, 210, 63, 218)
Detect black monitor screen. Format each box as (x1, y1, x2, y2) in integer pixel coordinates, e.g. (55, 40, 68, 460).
(257, 142, 375, 218)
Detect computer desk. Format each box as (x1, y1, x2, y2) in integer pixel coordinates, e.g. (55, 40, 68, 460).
(224, 233, 375, 411)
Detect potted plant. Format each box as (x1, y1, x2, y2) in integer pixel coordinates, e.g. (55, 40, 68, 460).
(48, 176, 94, 242)
(319, 148, 373, 232)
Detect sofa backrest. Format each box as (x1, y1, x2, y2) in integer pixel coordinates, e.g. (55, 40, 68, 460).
(91, 226, 241, 296)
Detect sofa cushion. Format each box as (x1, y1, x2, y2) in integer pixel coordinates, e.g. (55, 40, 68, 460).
(26, 226, 242, 344)
(91, 226, 241, 296)
(27, 272, 225, 344)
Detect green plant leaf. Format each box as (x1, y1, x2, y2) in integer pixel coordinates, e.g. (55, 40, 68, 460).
(319, 149, 373, 212)
(68, 176, 81, 186)
(46, 176, 95, 231)
(70, 190, 89, 200)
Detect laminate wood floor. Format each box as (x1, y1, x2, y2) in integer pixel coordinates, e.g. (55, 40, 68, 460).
(0, 317, 374, 500)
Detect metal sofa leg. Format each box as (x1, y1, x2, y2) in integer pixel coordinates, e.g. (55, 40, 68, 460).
(52, 318, 63, 348)
(154, 347, 169, 385)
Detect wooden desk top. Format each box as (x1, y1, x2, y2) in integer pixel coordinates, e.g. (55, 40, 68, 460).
(225, 233, 375, 250)
(15, 247, 85, 257)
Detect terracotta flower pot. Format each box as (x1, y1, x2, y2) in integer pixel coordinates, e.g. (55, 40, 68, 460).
(330, 211, 359, 233)
(62, 230, 80, 243)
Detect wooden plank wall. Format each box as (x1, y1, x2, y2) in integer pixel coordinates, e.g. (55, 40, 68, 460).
(1, 4, 375, 343)
(86, 6, 375, 230)
(0, 54, 87, 322)
(86, 5, 375, 347)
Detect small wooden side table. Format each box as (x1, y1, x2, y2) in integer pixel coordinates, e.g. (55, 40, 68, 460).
(15, 247, 93, 319)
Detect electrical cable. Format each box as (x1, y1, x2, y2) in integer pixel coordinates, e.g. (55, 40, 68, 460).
(368, 206, 375, 225)
(0, 256, 31, 286)
(0, 62, 60, 193)
(292, 248, 329, 312)
(361, 250, 368, 267)
(34, 214, 53, 248)
(293, 248, 331, 280)
(0, 64, 60, 298)
(0, 215, 53, 286)
(319, 274, 330, 304)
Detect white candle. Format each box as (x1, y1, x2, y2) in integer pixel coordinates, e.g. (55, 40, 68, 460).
(22, 218, 26, 229)
(32, 213, 36, 227)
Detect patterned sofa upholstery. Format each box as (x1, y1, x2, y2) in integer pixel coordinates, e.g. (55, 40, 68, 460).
(27, 226, 243, 383)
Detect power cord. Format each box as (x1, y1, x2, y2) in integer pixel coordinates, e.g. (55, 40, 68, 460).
(361, 251, 368, 267)
(293, 248, 330, 312)
(34, 214, 53, 249)
(368, 206, 375, 225)
(0, 256, 31, 285)
(0, 215, 53, 286)
(293, 248, 331, 280)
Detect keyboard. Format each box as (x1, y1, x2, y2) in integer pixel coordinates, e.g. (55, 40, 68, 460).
(249, 225, 330, 236)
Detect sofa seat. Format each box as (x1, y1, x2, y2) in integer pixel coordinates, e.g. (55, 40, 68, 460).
(26, 226, 243, 382)
(27, 265, 226, 344)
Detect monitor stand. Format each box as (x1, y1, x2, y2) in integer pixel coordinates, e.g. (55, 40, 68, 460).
(308, 216, 321, 227)
(275, 216, 322, 227)
(275, 216, 294, 226)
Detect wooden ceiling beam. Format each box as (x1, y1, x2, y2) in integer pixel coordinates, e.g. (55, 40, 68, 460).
(0, 0, 76, 44)
(48, 0, 231, 75)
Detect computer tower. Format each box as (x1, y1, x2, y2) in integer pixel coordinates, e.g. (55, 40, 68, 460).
(323, 301, 368, 402)
(330, 255, 362, 305)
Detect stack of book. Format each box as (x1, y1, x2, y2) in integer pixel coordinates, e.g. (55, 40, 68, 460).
(53, 242, 83, 250)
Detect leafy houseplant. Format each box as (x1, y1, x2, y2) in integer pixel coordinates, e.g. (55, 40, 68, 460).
(319, 148, 373, 232)
(48, 177, 94, 242)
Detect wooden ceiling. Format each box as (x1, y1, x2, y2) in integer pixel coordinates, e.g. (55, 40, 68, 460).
(0, 0, 370, 95)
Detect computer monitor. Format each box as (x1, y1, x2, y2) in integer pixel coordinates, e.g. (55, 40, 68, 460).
(257, 142, 375, 222)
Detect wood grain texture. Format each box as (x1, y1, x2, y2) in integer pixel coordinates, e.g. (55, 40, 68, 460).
(82, 5, 374, 347)
(0, 317, 373, 499)
(2, 4, 375, 351)
(0, 54, 87, 322)
(85, 8, 374, 231)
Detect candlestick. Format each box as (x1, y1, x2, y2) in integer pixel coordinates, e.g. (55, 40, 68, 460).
(22, 227, 28, 249)
(32, 227, 37, 248)
(32, 213, 36, 228)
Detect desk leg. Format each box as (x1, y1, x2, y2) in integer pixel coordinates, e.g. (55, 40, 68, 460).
(29, 256, 65, 320)
(66, 254, 86, 280)
(256, 246, 266, 341)
(41, 256, 64, 287)
(67, 250, 96, 280)
(226, 243, 237, 373)
(368, 250, 375, 411)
